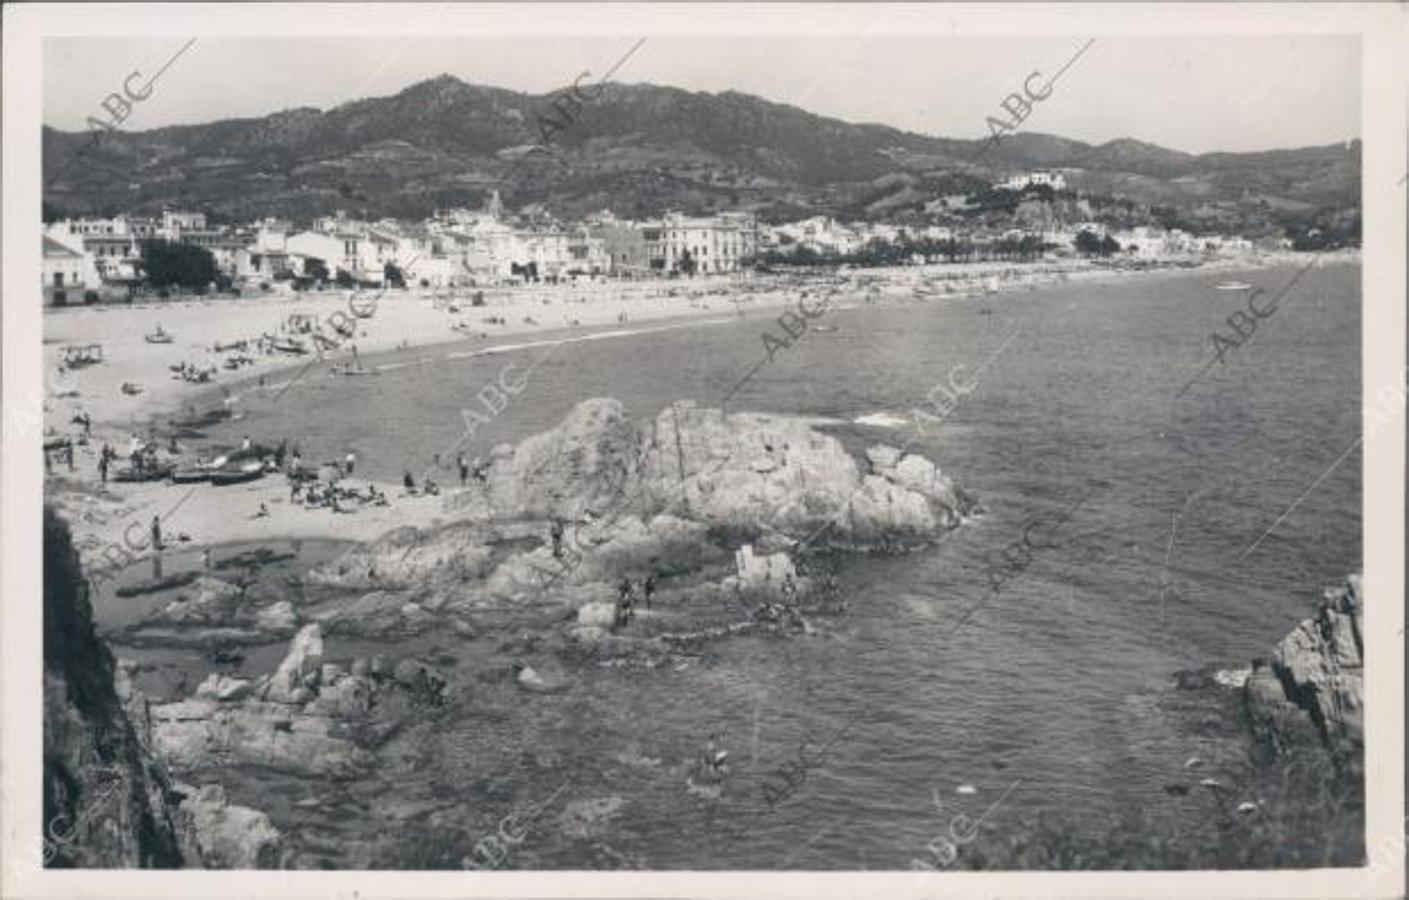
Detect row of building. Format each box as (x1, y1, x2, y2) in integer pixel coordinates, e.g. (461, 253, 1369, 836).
(40, 190, 1258, 305)
(41, 194, 768, 304)
(757, 215, 1255, 260)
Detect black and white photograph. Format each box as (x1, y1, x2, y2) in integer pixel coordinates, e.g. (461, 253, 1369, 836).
(3, 3, 1405, 897)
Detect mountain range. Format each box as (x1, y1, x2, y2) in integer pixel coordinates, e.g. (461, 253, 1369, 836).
(42, 74, 1360, 235)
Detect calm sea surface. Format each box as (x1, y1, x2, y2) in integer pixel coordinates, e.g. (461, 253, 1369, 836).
(146, 261, 1361, 868)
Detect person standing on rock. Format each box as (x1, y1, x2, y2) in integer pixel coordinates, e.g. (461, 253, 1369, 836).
(550, 518, 565, 559)
(150, 515, 163, 552)
(643, 574, 656, 610)
(98, 452, 108, 484)
(616, 577, 635, 628)
(458, 453, 469, 486)
(344, 451, 357, 477)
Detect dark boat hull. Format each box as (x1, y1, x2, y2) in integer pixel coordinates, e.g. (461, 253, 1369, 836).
(208, 468, 263, 486)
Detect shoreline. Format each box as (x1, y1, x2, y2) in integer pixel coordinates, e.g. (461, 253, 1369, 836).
(43, 250, 1354, 567)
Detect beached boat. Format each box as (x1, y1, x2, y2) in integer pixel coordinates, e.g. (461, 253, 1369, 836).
(112, 462, 175, 483)
(209, 463, 264, 486)
(270, 338, 309, 355)
(61, 344, 104, 368)
(1216, 281, 1255, 291)
(169, 407, 233, 429)
(115, 571, 201, 597)
(144, 327, 174, 344)
(332, 363, 378, 377)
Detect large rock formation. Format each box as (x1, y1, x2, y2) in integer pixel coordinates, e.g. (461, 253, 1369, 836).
(474, 399, 972, 540)
(1244, 575, 1363, 760)
(146, 625, 377, 778)
(307, 398, 975, 626)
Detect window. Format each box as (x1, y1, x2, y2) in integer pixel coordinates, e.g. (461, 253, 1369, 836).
(53, 272, 64, 287)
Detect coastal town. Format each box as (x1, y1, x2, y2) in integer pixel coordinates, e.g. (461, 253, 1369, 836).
(41, 172, 1287, 306)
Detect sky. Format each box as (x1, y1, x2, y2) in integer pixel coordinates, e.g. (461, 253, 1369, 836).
(43, 35, 1360, 154)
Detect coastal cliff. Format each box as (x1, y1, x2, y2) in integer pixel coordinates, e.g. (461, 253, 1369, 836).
(43, 507, 285, 868)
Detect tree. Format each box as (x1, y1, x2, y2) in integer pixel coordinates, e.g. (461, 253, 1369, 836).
(677, 249, 698, 276)
(304, 257, 330, 282)
(384, 261, 405, 288)
(140, 239, 218, 290)
(1100, 234, 1122, 256)
(1074, 229, 1105, 257)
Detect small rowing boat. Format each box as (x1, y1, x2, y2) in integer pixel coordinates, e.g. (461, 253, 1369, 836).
(209, 465, 264, 486)
(113, 462, 175, 482)
(270, 338, 309, 355)
(332, 363, 378, 377)
(145, 326, 174, 344)
(1215, 281, 1255, 291)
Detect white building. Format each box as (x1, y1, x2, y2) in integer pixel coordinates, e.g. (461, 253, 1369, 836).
(994, 170, 1067, 192)
(160, 209, 206, 239)
(773, 216, 857, 257)
(42, 237, 86, 305)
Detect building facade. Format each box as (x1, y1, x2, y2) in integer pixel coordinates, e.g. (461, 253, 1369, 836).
(42, 237, 85, 306)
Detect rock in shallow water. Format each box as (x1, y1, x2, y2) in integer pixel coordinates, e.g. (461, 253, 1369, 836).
(263, 623, 324, 703)
(194, 673, 252, 702)
(177, 783, 283, 868)
(308, 398, 975, 616)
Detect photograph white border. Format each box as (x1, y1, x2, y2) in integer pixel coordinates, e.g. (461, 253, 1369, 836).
(4, 3, 1404, 898)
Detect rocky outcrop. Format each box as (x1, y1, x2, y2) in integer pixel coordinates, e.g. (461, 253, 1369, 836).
(1244, 575, 1363, 760)
(471, 399, 973, 541)
(147, 626, 376, 778)
(308, 399, 974, 626)
(143, 624, 457, 786)
(121, 575, 301, 647)
(263, 623, 323, 703)
(175, 784, 283, 869)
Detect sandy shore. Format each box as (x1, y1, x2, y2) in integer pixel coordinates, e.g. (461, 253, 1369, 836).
(43, 250, 1328, 568)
